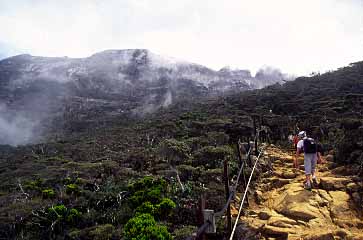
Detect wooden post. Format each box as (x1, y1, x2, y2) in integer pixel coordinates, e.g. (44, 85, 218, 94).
(253, 116, 259, 156)
(203, 209, 216, 234)
(236, 142, 242, 166)
(197, 193, 206, 240)
(236, 142, 249, 205)
(247, 136, 251, 167)
(224, 159, 232, 237)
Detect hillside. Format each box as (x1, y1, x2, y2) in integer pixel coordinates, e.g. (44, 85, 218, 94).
(0, 60, 362, 239)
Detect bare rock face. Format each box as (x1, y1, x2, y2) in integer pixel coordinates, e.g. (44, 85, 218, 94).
(238, 145, 363, 240)
(273, 183, 327, 222)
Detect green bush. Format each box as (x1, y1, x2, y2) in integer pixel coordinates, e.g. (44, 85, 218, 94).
(48, 204, 68, 220)
(159, 138, 191, 165)
(24, 178, 43, 191)
(42, 189, 56, 199)
(47, 205, 81, 224)
(123, 213, 172, 240)
(135, 201, 156, 215)
(176, 165, 200, 181)
(75, 177, 87, 185)
(193, 145, 233, 168)
(63, 177, 73, 184)
(69, 224, 115, 240)
(128, 177, 168, 207)
(129, 176, 167, 193)
(206, 131, 230, 146)
(173, 225, 197, 240)
(155, 198, 176, 219)
(66, 208, 81, 224)
(88, 224, 115, 240)
(66, 183, 80, 195)
(135, 198, 176, 220)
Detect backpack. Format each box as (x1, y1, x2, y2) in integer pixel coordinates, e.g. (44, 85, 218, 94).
(303, 138, 317, 154)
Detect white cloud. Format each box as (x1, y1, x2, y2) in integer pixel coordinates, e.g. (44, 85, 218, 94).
(0, 0, 362, 75)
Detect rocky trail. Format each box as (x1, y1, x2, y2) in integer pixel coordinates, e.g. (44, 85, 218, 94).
(233, 145, 363, 240)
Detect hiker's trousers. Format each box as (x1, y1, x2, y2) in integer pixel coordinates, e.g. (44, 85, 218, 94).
(304, 153, 317, 175)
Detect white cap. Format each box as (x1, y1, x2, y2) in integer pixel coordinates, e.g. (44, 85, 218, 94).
(298, 131, 306, 138)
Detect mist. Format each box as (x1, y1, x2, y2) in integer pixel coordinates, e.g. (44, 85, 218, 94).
(0, 104, 37, 146)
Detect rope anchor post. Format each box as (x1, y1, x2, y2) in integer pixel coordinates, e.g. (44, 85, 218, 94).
(203, 209, 216, 234)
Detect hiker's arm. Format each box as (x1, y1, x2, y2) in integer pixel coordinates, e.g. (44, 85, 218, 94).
(294, 149, 300, 168)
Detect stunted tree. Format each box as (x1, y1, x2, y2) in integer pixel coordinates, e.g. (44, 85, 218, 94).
(193, 145, 234, 169)
(158, 138, 191, 166)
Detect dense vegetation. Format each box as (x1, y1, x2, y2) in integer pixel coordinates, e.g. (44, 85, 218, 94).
(0, 61, 362, 239)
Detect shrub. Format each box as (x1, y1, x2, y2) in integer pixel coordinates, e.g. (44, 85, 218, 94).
(123, 213, 172, 240)
(154, 198, 176, 219)
(75, 178, 87, 185)
(176, 165, 200, 181)
(66, 184, 80, 195)
(173, 225, 197, 240)
(128, 177, 168, 207)
(42, 189, 56, 199)
(66, 208, 81, 224)
(24, 178, 43, 191)
(63, 177, 72, 184)
(48, 204, 68, 220)
(159, 138, 191, 165)
(69, 224, 115, 240)
(193, 145, 233, 168)
(206, 131, 230, 146)
(88, 224, 115, 240)
(135, 201, 156, 215)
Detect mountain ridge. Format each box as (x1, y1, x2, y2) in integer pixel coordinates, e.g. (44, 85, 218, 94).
(0, 49, 291, 145)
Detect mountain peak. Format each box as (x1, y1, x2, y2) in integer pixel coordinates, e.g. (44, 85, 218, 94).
(218, 66, 252, 78)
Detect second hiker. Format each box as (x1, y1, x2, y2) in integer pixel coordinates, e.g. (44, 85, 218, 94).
(294, 131, 323, 190)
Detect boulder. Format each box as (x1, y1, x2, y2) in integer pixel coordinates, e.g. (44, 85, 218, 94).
(319, 177, 351, 191)
(351, 192, 361, 204)
(273, 183, 324, 221)
(318, 166, 329, 172)
(328, 190, 363, 228)
(275, 170, 298, 179)
(267, 215, 298, 228)
(331, 165, 359, 176)
(335, 219, 363, 229)
(257, 209, 278, 220)
(282, 171, 298, 179)
(333, 229, 350, 239)
(318, 189, 332, 202)
(278, 204, 320, 222)
(329, 191, 350, 215)
(347, 182, 360, 192)
(254, 190, 265, 204)
(234, 223, 262, 240)
(302, 231, 335, 240)
(263, 225, 292, 238)
(258, 211, 271, 220)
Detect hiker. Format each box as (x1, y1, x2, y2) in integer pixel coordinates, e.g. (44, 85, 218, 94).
(294, 131, 323, 190)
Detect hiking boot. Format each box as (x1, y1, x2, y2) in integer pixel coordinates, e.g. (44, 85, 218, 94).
(304, 181, 312, 191)
(312, 178, 318, 188)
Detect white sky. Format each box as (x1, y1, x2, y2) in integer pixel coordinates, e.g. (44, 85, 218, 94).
(0, 0, 362, 76)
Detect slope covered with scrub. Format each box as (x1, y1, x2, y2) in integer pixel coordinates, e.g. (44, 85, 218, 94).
(0, 61, 362, 239)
